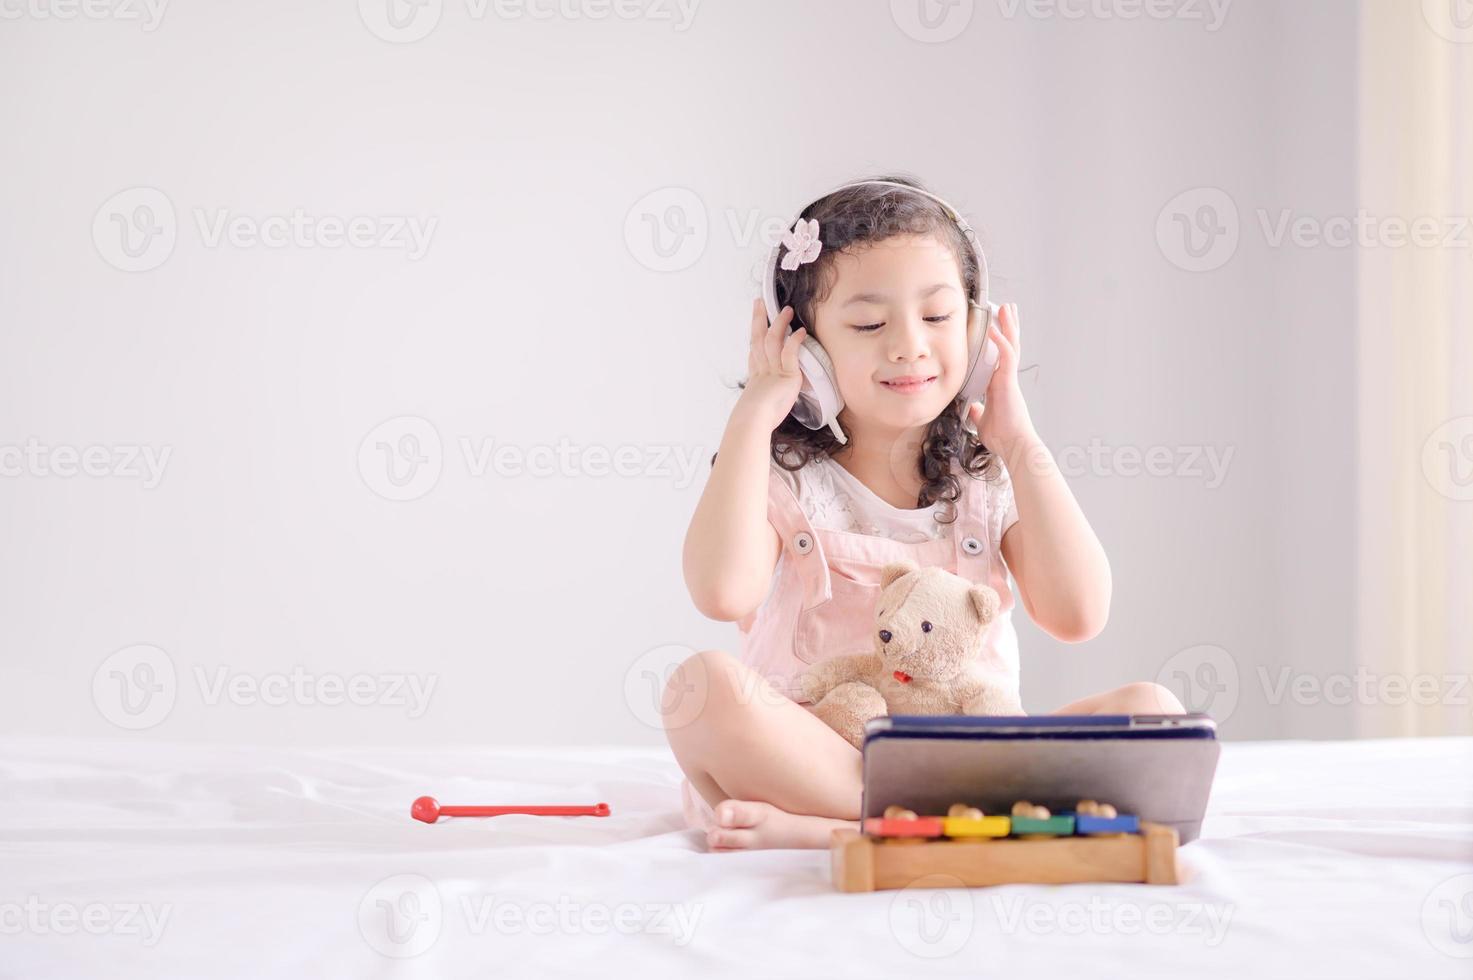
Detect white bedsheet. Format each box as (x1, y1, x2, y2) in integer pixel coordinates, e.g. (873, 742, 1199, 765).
(2, 735, 1470, 979)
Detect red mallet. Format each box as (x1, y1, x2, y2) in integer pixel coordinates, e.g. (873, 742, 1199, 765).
(411, 796, 611, 824)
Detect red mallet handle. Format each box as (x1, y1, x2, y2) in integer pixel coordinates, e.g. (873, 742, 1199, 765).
(411, 796, 611, 824)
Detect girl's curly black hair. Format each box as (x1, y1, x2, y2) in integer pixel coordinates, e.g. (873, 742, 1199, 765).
(724, 173, 1002, 525)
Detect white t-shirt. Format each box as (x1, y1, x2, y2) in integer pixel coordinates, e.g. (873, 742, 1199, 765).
(772, 454, 1021, 548)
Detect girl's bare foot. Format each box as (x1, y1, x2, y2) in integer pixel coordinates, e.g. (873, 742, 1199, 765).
(705, 799, 859, 851)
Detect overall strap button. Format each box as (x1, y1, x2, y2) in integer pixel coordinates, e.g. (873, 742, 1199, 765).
(960, 535, 983, 555)
(793, 532, 814, 555)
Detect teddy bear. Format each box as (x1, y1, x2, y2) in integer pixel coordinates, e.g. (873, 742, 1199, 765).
(799, 558, 1024, 750)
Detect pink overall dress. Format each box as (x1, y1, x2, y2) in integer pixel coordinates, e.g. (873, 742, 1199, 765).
(679, 457, 1019, 833)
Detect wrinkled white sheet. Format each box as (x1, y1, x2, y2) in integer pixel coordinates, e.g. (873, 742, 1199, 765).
(2, 735, 1470, 979)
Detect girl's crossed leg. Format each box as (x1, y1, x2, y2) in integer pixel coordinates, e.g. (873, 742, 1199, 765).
(662, 649, 1185, 852)
(662, 649, 863, 851)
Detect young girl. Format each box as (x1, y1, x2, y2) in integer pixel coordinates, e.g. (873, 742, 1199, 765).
(666, 176, 1183, 852)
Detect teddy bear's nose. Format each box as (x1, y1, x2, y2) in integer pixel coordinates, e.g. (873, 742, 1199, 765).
(878, 629, 892, 644)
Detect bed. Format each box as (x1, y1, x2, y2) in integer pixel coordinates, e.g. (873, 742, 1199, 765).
(3, 735, 1470, 978)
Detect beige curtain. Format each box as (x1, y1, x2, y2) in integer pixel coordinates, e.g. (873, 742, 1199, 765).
(1356, 1, 1473, 736)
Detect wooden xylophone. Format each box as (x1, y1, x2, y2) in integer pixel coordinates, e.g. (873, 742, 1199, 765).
(831, 800, 1180, 892)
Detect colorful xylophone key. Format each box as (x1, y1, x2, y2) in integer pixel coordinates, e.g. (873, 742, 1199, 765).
(863, 800, 1140, 840)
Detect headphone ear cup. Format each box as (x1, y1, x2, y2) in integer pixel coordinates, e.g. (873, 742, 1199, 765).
(959, 301, 1002, 436)
(791, 334, 847, 442)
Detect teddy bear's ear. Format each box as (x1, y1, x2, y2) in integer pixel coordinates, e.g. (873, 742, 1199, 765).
(969, 585, 1001, 625)
(880, 559, 920, 590)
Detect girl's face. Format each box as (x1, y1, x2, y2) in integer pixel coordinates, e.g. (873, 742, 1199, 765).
(807, 233, 971, 435)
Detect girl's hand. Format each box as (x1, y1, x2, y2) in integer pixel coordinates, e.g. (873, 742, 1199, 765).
(968, 303, 1039, 462)
(734, 297, 808, 433)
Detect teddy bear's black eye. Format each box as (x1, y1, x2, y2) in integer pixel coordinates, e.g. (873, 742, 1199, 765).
(921, 621, 932, 633)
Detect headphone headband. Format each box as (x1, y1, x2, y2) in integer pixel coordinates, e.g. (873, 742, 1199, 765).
(762, 179, 990, 320)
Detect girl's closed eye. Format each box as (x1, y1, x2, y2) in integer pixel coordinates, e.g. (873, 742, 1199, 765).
(851, 313, 955, 332)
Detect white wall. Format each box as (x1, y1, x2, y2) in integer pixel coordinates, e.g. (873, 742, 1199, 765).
(0, 0, 1370, 746)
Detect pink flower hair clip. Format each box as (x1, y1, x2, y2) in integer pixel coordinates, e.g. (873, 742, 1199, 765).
(779, 218, 822, 271)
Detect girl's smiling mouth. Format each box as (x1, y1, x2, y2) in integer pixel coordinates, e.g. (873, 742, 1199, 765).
(879, 375, 937, 394)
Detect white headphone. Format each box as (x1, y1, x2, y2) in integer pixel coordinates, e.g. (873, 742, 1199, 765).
(761, 179, 1001, 445)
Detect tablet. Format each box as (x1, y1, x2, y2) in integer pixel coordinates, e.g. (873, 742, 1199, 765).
(861, 714, 1220, 843)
